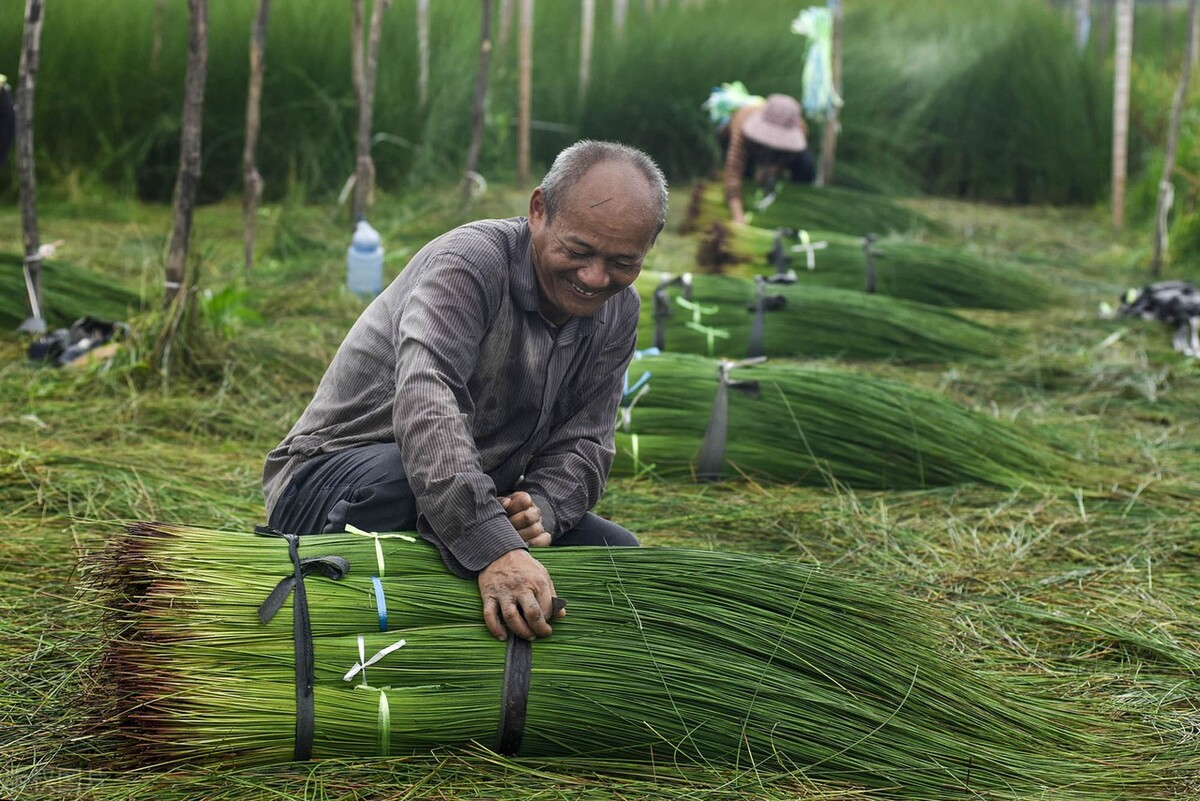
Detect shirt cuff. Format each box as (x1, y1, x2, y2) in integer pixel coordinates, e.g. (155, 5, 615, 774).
(527, 491, 559, 542)
(417, 513, 527, 579)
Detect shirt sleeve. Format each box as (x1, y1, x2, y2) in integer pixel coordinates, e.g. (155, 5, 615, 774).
(393, 253, 527, 577)
(518, 295, 640, 539)
(723, 105, 752, 205)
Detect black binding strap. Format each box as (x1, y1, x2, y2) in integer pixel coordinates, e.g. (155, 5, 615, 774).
(257, 531, 350, 761)
(494, 596, 566, 756)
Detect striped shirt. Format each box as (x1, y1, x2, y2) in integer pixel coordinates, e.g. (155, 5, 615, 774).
(263, 216, 641, 576)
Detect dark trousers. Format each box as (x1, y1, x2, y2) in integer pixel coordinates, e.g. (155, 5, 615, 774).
(268, 442, 639, 549)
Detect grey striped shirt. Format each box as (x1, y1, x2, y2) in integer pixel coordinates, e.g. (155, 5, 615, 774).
(263, 216, 640, 575)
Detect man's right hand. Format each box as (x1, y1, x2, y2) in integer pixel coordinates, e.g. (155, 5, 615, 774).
(477, 548, 566, 641)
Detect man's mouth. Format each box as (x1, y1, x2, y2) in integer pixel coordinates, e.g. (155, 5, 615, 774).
(566, 277, 602, 298)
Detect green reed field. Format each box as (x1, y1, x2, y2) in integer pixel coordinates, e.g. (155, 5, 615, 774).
(4, 0, 1200, 798)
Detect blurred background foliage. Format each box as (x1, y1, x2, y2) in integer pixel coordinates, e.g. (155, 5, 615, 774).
(0, 0, 1194, 224)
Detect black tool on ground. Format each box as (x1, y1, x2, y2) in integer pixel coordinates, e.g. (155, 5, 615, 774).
(495, 595, 567, 756)
(653, 274, 687, 351)
(746, 276, 786, 359)
(26, 316, 129, 366)
(862, 233, 885, 294)
(696, 358, 765, 482)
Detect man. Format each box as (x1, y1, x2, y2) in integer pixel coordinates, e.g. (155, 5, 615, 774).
(263, 140, 668, 644)
(720, 93, 814, 224)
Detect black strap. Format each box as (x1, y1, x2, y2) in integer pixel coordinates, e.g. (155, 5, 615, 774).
(494, 596, 566, 756)
(697, 364, 761, 482)
(257, 532, 350, 761)
(747, 277, 767, 359)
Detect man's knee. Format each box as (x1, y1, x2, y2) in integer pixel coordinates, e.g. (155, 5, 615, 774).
(554, 512, 640, 547)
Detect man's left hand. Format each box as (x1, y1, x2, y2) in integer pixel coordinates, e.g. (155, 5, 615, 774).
(499, 491, 550, 546)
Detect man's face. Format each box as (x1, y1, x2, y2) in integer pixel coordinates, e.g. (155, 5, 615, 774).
(528, 161, 659, 325)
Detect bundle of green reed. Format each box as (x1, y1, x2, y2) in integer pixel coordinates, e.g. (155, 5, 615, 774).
(0, 254, 141, 330)
(681, 180, 932, 240)
(636, 272, 1004, 363)
(698, 222, 1057, 310)
(612, 351, 1062, 488)
(86, 522, 1167, 800)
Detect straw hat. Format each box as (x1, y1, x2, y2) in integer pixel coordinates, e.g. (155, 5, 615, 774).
(742, 94, 807, 153)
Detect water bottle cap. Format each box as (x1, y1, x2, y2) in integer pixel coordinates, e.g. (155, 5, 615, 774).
(352, 220, 382, 249)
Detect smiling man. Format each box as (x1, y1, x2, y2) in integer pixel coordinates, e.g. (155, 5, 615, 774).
(263, 140, 667, 643)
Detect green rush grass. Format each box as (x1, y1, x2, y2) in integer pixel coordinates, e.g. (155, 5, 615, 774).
(0, 254, 142, 330)
(635, 272, 1005, 363)
(610, 351, 1063, 489)
(683, 181, 933, 240)
(698, 221, 1059, 311)
(83, 522, 1175, 800)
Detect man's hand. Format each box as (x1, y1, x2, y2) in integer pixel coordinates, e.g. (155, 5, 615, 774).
(499, 491, 550, 547)
(478, 549, 566, 641)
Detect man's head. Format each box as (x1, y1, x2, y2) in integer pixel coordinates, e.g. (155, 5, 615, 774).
(529, 140, 668, 324)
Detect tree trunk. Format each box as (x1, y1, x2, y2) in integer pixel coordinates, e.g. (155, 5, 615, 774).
(17, 0, 45, 330)
(1074, 0, 1090, 51)
(1151, 0, 1198, 275)
(152, 0, 166, 73)
(817, 0, 843, 187)
(463, 0, 493, 203)
(578, 0, 594, 106)
(351, 0, 391, 226)
(1111, 0, 1133, 231)
(517, 0, 533, 185)
(417, 0, 430, 109)
(1193, 0, 1199, 69)
(165, 0, 208, 307)
(243, 0, 271, 273)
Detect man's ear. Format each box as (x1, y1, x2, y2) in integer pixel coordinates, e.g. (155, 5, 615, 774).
(529, 187, 546, 223)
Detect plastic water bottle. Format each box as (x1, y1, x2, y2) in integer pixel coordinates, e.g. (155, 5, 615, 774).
(347, 219, 384, 298)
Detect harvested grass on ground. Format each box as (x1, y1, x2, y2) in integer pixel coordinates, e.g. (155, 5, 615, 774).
(697, 221, 1059, 310)
(611, 351, 1064, 489)
(636, 272, 1005, 363)
(82, 522, 1178, 800)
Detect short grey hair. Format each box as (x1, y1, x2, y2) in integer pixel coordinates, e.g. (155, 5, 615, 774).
(540, 140, 669, 236)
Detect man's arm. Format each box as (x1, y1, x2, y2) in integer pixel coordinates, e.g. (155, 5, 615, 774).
(393, 253, 559, 642)
(517, 299, 640, 539)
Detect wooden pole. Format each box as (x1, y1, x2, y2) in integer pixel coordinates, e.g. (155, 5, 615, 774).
(165, 0, 208, 306)
(1074, 0, 1091, 51)
(579, 0, 594, 106)
(152, 0, 166, 73)
(351, 0, 391, 226)
(17, 0, 45, 331)
(498, 0, 513, 50)
(417, 0, 430, 109)
(243, 0, 271, 273)
(464, 0, 493, 203)
(614, 0, 628, 36)
(817, 0, 843, 187)
(1111, 0, 1133, 231)
(1151, 0, 1198, 275)
(517, 0, 532, 185)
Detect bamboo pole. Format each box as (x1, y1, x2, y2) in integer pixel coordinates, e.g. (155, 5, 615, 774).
(463, 0, 493, 203)
(351, 0, 391, 226)
(1150, 0, 1198, 275)
(417, 0, 430, 109)
(614, 0, 628, 36)
(165, 0, 208, 306)
(17, 0, 45, 332)
(1111, 0, 1133, 232)
(517, 0, 532, 185)
(817, 0, 844, 188)
(243, 0, 271, 273)
(579, 0, 594, 106)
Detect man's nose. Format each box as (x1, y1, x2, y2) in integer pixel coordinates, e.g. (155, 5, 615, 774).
(576, 258, 609, 289)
